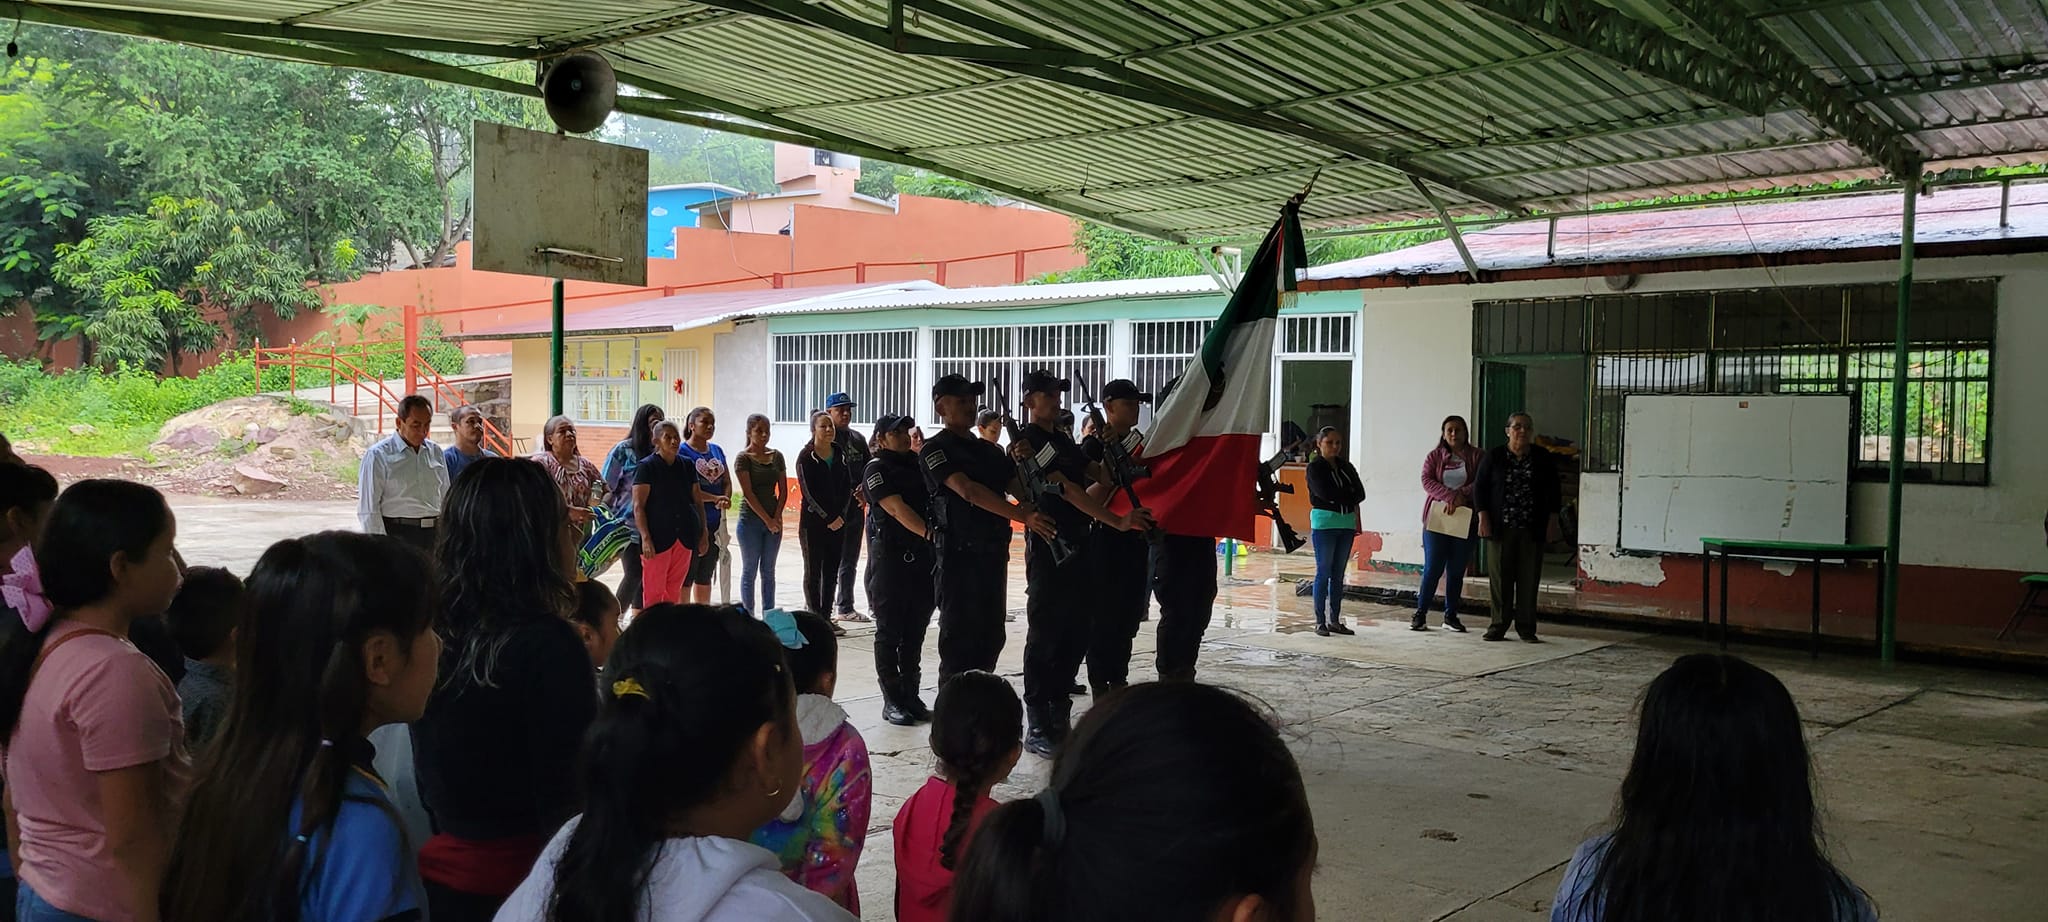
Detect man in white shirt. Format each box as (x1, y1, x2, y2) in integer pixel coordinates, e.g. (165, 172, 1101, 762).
(358, 394, 449, 552)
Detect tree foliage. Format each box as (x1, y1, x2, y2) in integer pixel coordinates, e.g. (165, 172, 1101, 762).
(52, 197, 325, 373)
(0, 25, 554, 368)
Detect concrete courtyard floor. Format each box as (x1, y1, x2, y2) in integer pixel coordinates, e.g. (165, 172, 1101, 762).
(171, 498, 2048, 921)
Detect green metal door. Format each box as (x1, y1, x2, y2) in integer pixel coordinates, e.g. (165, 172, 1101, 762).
(1478, 362, 1526, 449)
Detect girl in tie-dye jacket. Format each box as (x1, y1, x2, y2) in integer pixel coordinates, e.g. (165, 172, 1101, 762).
(751, 610, 873, 912)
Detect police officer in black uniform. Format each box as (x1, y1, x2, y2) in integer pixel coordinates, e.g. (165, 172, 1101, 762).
(863, 413, 935, 727)
(922, 374, 1055, 684)
(1013, 370, 1152, 758)
(1080, 378, 1155, 696)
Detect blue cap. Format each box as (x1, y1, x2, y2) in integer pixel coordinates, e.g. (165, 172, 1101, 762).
(825, 392, 855, 409)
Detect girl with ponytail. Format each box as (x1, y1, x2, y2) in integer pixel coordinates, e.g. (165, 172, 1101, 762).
(163, 531, 442, 922)
(496, 604, 854, 922)
(949, 682, 1320, 922)
(891, 670, 1021, 922)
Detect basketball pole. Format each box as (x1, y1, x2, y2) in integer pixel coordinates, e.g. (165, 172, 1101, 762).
(549, 277, 565, 417)
(1881, 174, 1917, 667)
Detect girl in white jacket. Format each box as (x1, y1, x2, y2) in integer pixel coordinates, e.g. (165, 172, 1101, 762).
(495, 604, 855, 922)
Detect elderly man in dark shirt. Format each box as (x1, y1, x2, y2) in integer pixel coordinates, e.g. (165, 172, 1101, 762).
(1473, 412, 1562, 643)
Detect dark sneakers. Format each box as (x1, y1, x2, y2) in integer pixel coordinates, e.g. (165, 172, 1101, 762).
(1329, 622, 1355, 636)
(1443, 615, 1468, 633)
(1410, 613, 1429, 631)
(1314, 624, 1332, 637)
(1482, 631, 1508, 642)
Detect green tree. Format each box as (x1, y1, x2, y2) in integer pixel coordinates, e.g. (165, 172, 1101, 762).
(609, 115, 775, 191)
(52, 197, 325, 373)
(360, 65, 553, 270)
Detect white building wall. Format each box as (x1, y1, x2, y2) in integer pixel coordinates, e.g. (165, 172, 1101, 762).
(1355, 291, 1473, 566)
(1348, 252, 2048, 576)
(710, 319, 771, 444)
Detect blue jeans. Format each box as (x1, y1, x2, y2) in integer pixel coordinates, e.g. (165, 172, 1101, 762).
(737, 513, 782, 613)
(1417, 530, 1475, 619)
(1310, 529, 1355, 626)
(16, 881, 96, 922)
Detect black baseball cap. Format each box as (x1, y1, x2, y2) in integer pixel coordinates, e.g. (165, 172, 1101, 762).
(933, 374, 985, 399)
(1021, 369, 1070, 396)
(1102, 379, 1152, 403)
(873, 413, 916, 436)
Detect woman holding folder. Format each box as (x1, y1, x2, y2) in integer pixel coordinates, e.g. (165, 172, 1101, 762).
(1418, 415, 1482, 632)
(1306, 426, 1365, 637)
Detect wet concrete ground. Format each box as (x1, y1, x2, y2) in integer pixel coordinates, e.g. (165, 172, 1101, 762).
(171, 498, 2048, 921)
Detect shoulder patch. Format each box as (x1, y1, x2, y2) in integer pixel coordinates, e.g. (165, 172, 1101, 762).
(923, 449, 947, 469)
(865, 472, 885, 491)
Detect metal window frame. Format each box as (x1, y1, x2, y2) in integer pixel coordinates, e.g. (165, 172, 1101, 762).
(771, 329, 918, 425)
(1475, 279, 1997, 485)
(561, 337, 639, 424)
(930, 320, 1112, 423)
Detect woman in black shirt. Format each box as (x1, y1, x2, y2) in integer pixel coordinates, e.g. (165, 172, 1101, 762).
(1305, 427, 1365, 637)
(796, 411, 853, 614)
(414, 457, 595, 921)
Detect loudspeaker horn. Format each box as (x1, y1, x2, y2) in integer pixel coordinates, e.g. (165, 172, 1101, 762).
(541, 53, 617, 134)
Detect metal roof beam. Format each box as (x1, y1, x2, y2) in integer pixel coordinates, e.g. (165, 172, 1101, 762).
(281, 0, 401, 26)
(5, 0, 527, 59)
(902, 50, 1575, 156)
(14, 0, 1188, 242)
(602, 64, 1193, 241)
(1452, 0, 1916, 178)
(879, 0, 1525, 212)
(541, 10, 745, 47)
(1408, 176, 1482, 281)
(1657, 0, 1916, 177)
(691, 0, 1099, 67)
(1109, 0, 1409, 62)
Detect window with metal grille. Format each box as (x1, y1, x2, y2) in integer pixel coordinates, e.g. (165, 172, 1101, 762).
(771, 331, 916, 425)
(932, 322, 1109, 418)
(561, 338, 638, 424)
(1129, 319, 1213, 403)
(1282, 314, 1355, 356)
(1477, 279, 1995, 485)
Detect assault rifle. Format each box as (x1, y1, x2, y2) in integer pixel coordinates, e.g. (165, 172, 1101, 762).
(1075, 373, 1161, 545)
(1257, 450, 1308, 553)
(990, 377, 1077, 565)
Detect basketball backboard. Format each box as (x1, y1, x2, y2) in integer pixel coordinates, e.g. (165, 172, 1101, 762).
(473, 121, 650, 286)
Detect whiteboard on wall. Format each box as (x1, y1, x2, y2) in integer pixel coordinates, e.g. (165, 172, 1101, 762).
(1619, 395, 1852, 554)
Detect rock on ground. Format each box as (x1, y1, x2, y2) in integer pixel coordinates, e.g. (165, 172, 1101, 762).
(145, 396, 368, 501)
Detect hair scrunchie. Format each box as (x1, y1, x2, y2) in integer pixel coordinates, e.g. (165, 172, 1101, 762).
(1035, 788, 1066, 848)
(1, 546, 52, 632)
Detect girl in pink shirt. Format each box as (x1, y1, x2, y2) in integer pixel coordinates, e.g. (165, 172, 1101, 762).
(1, 480, 187, 922)
(892, 671, 1022, 922)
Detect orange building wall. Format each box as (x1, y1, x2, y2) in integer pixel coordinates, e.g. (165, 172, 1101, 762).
(7, 193, 1086, 373)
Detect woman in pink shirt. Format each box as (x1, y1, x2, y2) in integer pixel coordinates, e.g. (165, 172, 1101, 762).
(1418, 415, 1483, 633)
(1, 480, 187, 922)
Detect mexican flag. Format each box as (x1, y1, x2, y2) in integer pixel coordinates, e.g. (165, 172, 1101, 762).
(1134, 199, 1307, 541)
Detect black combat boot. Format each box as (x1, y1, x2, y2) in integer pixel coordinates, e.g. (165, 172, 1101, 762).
(1024, 704, 1056, 758)
(900, 670, 933, 723)
(881, 681, 917, 727)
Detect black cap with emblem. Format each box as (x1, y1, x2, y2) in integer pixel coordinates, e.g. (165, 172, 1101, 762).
(933, 374, 985, 400)
(1102, 379, 1152, 404)
(1021, 369, 1069, 396)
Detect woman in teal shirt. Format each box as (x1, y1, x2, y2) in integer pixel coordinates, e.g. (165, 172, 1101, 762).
(1304, 426, 1364, 637)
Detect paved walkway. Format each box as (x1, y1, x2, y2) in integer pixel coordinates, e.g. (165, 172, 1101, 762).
(168, 498, 2048, 921)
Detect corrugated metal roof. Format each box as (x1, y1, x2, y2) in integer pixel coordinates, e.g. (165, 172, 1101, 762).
(27, 0, 2048, 241)
(1306, 182, 2048, 281)
(447, 281, 942, 340)
(741, 274, 1224, 316)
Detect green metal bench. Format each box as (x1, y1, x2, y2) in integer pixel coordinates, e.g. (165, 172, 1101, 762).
(2001, 574, 2048, 641)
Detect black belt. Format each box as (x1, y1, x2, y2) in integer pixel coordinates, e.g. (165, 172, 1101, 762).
(384, 516, 438, 528)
